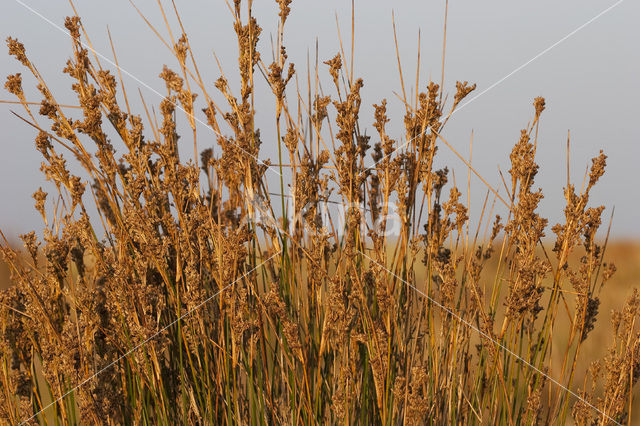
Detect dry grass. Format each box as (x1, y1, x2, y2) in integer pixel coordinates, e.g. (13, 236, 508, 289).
(1, 1, 639, 425)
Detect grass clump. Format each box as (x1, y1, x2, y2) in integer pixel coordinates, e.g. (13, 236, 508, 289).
(0, 1, 638, 425)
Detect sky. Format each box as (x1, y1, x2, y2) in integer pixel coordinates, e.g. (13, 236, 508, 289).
(0, 0, 638, 241)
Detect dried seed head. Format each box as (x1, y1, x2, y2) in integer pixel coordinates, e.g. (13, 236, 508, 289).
(580, 296, 600, 342)
(174, 34, 188, 64)
(159, 66, 184, 93)
(4, 73, 23, 96)
(324, 53, 342, 87)
(283, 126, 298, 153)
(19, 231, 40, 264)
(509, 129, 538, 191)
(64, 16, 81, 39)
(453, 80, 476, 107)
(533, 96, 546, 118)
(32, 187, 47, 220)
(234, 17, 262, 101)
(312, 95, 331, 130)
(371, 99, 387, 131)
(276, 0, 293, 22)
(268, 61, 295, 109)
(39, 99, 57, 119)
(588, 150, 607, 189)
(7, 37, 29, 66)
(69, 175, 85, 210)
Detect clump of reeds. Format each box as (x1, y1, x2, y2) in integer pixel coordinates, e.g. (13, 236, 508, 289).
(0, 1, 638, 424)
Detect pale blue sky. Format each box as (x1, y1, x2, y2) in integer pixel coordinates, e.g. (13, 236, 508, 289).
(1, 0, 638, 239)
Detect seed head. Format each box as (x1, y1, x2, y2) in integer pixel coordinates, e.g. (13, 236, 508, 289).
(4, 73, 23, 96)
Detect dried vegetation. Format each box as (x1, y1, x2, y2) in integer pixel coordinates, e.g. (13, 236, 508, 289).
(0, 1, 638, 424)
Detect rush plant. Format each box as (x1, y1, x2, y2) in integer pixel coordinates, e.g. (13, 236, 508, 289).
(0, 1, 637, 425)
